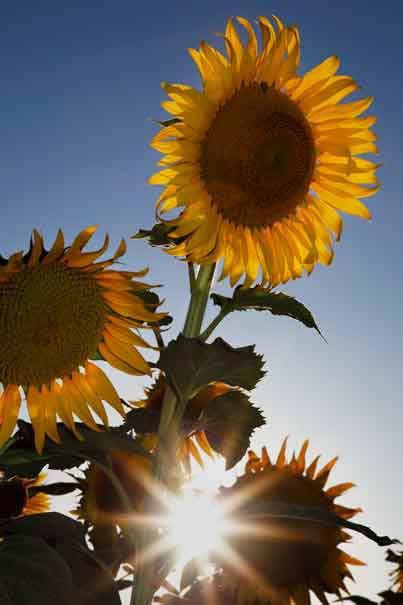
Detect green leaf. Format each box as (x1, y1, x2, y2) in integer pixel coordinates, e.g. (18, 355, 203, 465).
(211, 287, 322, 336)
(0, 445, 48, 478)
(217, 499, 399, 548)
(0, 421, 151, 476)
(158, 335, 265, 401)
(28, 482, 79, 497)
(379, 591, 403, 605)
(0, 534, 76, 605)
(202, 391, 265, 469)
(2, 513, 122, 605)
(338, 597, 378, 605)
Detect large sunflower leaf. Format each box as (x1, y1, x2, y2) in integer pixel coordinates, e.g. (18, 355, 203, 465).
(1, 513, 121, 605)
(157, 335, 265, 401)
(0, 534, 76, 605)
(211, 287, 322, 336)
(334, 597, 377, 605)
(202, 391, 265, 470)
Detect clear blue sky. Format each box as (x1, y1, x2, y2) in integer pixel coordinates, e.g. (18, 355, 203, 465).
(0, 0, 402, 600)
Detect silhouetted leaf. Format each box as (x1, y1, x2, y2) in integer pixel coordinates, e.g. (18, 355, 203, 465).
(1, 513, 121, 605)
(217, 500, 399, 548)
(338, 597, 377, 605)
(379, 591, 403, 605)
(0, 421, 150, 477)
(0, 534, 75, 605)
(202, 391, 265, 470)
(28, 482, 79, 497)
(211, 287, 322, 336)
(386, 549, 402, 563)
(158, 336, 265, 401)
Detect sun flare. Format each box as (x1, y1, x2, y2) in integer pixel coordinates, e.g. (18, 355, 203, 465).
(166, 489, 230, 564)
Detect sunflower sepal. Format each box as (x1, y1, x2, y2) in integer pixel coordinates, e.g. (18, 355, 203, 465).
(131, 223, 184, 248)
(210, 287, 322, 336)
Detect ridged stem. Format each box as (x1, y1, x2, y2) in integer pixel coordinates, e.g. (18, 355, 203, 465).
(182, 263, 216, 338)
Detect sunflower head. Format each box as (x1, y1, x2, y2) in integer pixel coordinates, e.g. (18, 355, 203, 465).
(76, 450, 152, 528)
(150, 15, 380, 287)
(387, 549, 403, 592)
(134, 376, 234, 471)
(0, 473, 49, 518)
(0, 226, 166, 452)
(216, 439, 364, 605)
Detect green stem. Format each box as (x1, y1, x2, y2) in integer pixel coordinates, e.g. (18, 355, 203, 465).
(200, 306, 231, 341)
(134, 263, 215, 605)
(187, 262, 196, 293)
(133, 385, 178, 605)
(182, 263, 216, 338)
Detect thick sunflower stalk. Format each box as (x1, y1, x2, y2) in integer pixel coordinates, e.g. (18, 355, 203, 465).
(0, 11, 393, 605)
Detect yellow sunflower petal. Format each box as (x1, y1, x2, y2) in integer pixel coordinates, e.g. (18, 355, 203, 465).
(85, 362, 125, 416)
(0, 386, 21, 446)
(149, 14, 380, 287)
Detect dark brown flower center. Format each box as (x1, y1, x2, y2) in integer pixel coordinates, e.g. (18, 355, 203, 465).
(0, 263, 106, 386)
(200, 83, 316, 228)
(0, 479, 27, 517)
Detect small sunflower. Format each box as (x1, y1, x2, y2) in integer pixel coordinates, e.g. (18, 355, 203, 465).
(76, 450, 152, 527)
(0, 474, 49, 518)
(149, 15, 380, 287)
(134, 377, 236, 471)
(0, 226, 165, 452)
(216, 439, 364, 605)
(387, 549, 403, 592)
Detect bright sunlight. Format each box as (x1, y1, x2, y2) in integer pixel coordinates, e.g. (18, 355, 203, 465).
(166, 488, 229, 564)
(163, 458, 237, 565)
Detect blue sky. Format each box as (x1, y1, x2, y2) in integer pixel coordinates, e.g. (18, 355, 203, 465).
(0, 0, 402, 600)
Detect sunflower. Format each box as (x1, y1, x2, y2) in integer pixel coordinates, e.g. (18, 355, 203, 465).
(0, 226, 165, 453)
(76, 450, 152, 528)
(149, 16, 380, 287)
(134, 377, 236, 471)
(215, 439, 364, 605)
(387, 550, 403, 592)
(0, 474, 49, 518)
